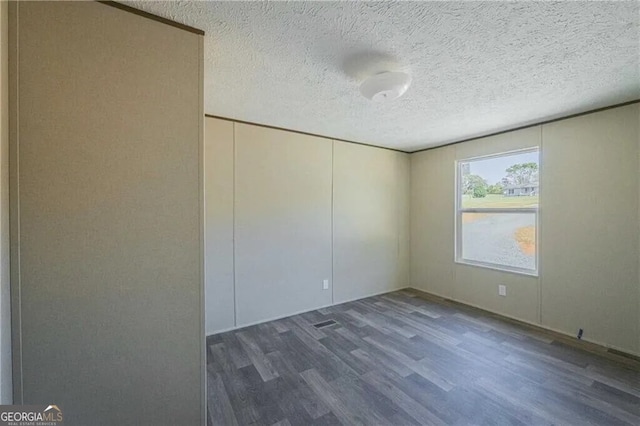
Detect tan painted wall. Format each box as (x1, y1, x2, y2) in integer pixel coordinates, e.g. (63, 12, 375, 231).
(10, 2, 204, 424)
(411, 127, 541, 323)
(411, 105, 640, 355)
(204, 118, 235, 334)
(204, 118, 410, 333)
(0, 0, 11, 404)
(540, 104, 639, 353)
(410, 145, 456, 300)
(234, 123, 334, 326)
(333, 142, 410, 303)
(397, 150, 411, 293)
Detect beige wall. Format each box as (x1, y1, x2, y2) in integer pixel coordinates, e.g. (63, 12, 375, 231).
(204, 117, 410, 333)
(540, 104, 639, 353)
(397, 149, 411, 293)
(411, 104, 640, 355)
(10, 2, 204, 424)
(0, 0, 11, 404)
(204, 119, 235, 333)
(234, 123, 334, 326)
(410, 145, 455, 300)
(411, 127, 541, 323)
(333, 142, 410, 303)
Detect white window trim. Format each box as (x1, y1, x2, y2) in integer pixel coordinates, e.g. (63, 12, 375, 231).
(454, 148, 540, 277)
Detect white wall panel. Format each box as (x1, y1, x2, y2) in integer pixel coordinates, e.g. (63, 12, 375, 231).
(205, 124, 411, 332)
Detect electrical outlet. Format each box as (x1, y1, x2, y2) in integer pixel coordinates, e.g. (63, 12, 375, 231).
(498, 285, 506, 297)
(323, 279, 329, 290)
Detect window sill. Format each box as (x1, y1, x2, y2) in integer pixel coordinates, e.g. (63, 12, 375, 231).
(454, 258, 539, 278)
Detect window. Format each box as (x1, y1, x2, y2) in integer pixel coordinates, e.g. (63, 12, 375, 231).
(456, 149, 539, 275)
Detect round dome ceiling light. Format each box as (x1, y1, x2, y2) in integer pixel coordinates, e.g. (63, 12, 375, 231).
(359, 71, 412, 102)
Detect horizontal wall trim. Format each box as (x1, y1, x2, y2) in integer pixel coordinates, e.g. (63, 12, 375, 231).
(98, 1, 205, 36)
(204, 114, 409, 154)
(410, 288, 640, 364)
(208, 100, 639, 155)
(411, 99, 640, 154)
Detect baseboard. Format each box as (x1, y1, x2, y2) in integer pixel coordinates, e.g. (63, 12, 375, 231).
(407, 287, 640, 364)
(206, 286, 409, 339)
(607, 347, 640, 362)
(206, 302, 334, 337)
(206, 285, 640, 364)
(331, 286, 409, 306)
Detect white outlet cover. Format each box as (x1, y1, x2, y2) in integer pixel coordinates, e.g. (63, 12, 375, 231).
(323, 279, 329, 290)
(498, 285, 507, 296)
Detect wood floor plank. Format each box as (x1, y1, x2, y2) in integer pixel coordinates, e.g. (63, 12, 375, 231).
(253, 323, 284, 354)
(290, 315, 327, 340)
(327, 373, 403, 425)
(362, 370, 447, 426)
(364, 312, 417, 339)
(363, 335, 455, 392)
(208, 343, 237, 374)
(300, 369, 367, 426)
(286, 320, 360, 381)
(217, 365, 262, 425)
(396, 373, 459, 424)
(207, 290, 640, 426)
(536, 373, 640, 425)
(344, 309, 391, 334)
(381, 295, 441, 318)
(519, 380, 630, 426)
(220, 332, 252, 369)
(272, 319, 290, 334)
(590, 380, 640, 416)
(318, 335, 371, 376)
(586, 363, 640, 393)
(503, 352, 595, 387)
(374, 299, 415, 315)
(207, 371, 240, 426)
(236, 331, 280, 382)
(445, 385, 528, 425)
(273, 330, 314, 373)
(474, 376, 558, 425)
(263, 380, 315, 425)
(266, 350, 331, 420)
(309, 411, 342, 426)
(237, 364, 286, 425)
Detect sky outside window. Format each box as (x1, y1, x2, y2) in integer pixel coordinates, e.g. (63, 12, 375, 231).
(466, 151, 539, 185)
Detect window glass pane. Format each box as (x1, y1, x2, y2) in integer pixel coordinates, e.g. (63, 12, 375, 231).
(460, 151, 539, 209)
(461, 212, 536, 271)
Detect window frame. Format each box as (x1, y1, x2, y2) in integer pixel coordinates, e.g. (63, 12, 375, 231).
(454, 148, 540, 277)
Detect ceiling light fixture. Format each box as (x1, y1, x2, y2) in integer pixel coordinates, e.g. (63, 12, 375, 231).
(359, 71, 412, 102)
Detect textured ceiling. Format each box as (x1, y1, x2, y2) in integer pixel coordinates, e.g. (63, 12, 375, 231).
(124, 1, 639, 151)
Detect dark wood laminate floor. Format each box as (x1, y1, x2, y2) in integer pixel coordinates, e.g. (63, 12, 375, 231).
(206, 290, 640, 426)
